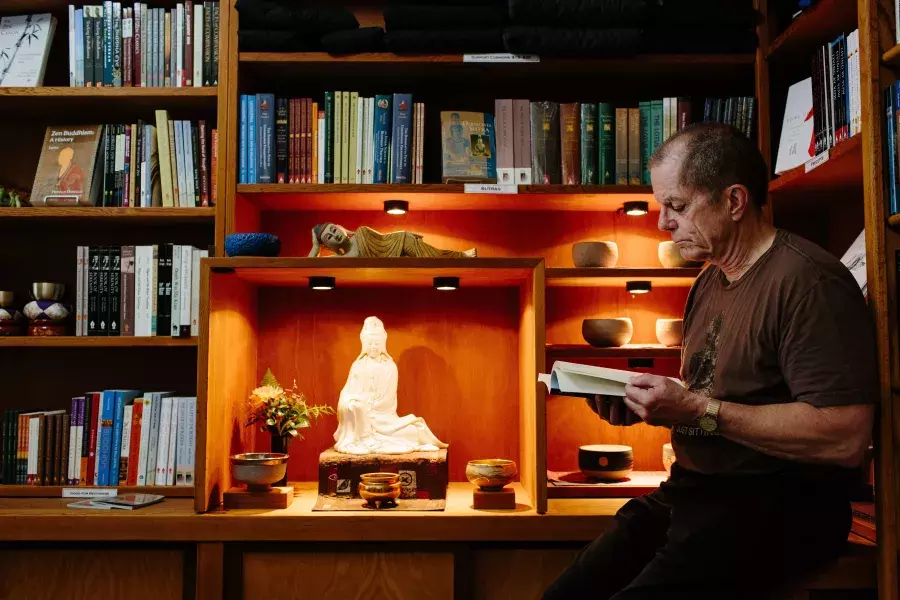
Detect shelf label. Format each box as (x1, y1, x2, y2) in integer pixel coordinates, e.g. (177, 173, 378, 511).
(463, 53, 539, 63)
(62, 487, 118, 498)
(804, 150, 829, 173)
(464, 183, 518, 194)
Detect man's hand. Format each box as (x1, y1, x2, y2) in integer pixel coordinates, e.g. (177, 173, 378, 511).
(585, 395, 642, 426)
(624, 374, 706, 427)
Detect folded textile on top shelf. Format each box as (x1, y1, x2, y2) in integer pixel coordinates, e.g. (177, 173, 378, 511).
(384, 29, 506, 53)
(644, 28, 758, 53)
(650, 0, 759, 28)
(322, 27, 386, 54)
(235, 0, 359, 33)
(384, 5, 509, 31)
(508, 0, 650, 27)
(239, 30, 321, 52)
(387, 0, 498, 5)
(503, 26, 641, 56)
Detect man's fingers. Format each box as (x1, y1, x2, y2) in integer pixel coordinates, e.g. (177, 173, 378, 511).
(623, 395, 647, 421)
(628, 373, 662, 388)
(624, 384, 653, 405)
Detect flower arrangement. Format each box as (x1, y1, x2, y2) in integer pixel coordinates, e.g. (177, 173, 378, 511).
(247, 368, 334, 439)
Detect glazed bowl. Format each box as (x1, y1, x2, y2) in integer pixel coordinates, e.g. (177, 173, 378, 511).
(466, 459, 518, 491)
(572, 241, 619, 268)
(578, 444, 634, 481)
(230, 452, 288, 492)
(30, 282, 65, 301)
(225, 233, 282, 257)
(655, 318, 683, 347)
(658, 241, 703, 268)
(0, 291, 14, 308)
(662, 443, 676, 475)
(582, 318, 633, 347)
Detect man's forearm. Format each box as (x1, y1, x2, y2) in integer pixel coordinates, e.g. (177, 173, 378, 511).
(714, 400, 874, 468)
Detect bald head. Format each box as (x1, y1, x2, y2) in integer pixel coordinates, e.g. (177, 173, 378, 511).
(649, 123, 769, 211)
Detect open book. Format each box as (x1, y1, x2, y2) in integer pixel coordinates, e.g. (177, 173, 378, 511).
(67, 493, 164, 510)
(538, 361, 684, 398)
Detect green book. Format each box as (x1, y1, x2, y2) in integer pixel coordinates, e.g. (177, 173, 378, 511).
(580, 103, 598, 185)
(651, 100, 664, 156)
(324, 92, 335, 183)
(334, 91, 343, 184)
(341, 91, 351, 184)
(639, 101, 651, 185)
(598, 103, 615, 185)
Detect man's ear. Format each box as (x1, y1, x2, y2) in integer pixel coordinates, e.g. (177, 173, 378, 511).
(725, 184, 751, 222)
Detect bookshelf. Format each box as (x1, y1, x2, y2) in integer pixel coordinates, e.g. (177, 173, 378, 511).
(545, 344, 681, 359)
(0, 206, 216, 222)
(0, 336, 198, 348)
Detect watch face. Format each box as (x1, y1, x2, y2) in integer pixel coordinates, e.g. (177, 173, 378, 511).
(699, 416, 717, 433)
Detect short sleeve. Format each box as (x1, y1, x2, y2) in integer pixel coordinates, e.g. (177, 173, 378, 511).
(779, 276, 879, 407)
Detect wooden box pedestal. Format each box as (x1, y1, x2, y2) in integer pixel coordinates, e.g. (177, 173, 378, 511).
(473, 487, 516, 510)
(318, 447, 448, 500)
(224, 486, 294, 509)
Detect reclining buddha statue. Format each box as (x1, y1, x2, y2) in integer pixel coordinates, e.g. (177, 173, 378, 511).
(309, 223, 477, 259)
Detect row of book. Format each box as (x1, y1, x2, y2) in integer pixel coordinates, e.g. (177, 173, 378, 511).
(29, 115, 217, 208)
(67, 2, 220, 87)
(75, 245, 207, 337)
(882, 82, 900, 215)
(1, 392, 196, 488)
(239, 93, 425, 185)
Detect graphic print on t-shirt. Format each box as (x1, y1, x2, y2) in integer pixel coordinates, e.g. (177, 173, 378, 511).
(674, 313, 723, 437)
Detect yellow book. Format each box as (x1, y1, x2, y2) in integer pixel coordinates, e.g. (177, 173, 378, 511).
(334, 91, 342, 184)
(311, 101, 318, 184)
(341, 90, 350, 183)
(154, 110, 175, 207)
(348, 92, 358, 185)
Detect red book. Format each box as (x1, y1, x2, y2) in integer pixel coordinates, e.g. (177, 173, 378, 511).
(306, 99, 313, 184)
(292, 98, 301, 184)
(184, 1, 193, 86)
(211, 128, 218, 203)
(301, 98, 308, 184)
(126, 400, 143, 486)
(86, 392, 101, 486)
(289, 98, 296, 183)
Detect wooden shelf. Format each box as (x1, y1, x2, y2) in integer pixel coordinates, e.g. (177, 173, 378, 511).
(0, 207, 216, 223)
(236, 184, 654, 212)
(546, 267, 700, 287)
(0, 86, 218, 111)
(0, 485, 193, 498)
(547, 471, 667, 498)
(768, 135, 862, 194)
(766, 0, 858, 60)
(546, 344, 681, 359)
(0, 337, 198, 348)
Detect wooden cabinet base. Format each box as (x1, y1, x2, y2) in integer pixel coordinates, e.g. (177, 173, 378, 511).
(224, 486, 294, 509)
(473, 487, 516, 510)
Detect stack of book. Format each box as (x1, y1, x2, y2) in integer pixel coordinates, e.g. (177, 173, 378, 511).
(811, 30, 861, 157)
(1, 392, 196, 488)
(74, 244, 207, 337)
(67, 2, 220, 87)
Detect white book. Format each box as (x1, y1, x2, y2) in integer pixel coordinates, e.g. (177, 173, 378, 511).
(143, 245, 154, 335)
(775, 77, 814, 174)
(175, 397, 187, 485)
(73, 406, 84, 483)
(119, 404, 133, 483)
(176, 3, 183, 87)
(539, 361, 683, 398)
(662, 97, 671, 140)
(165, 397, 178, 485)
(81, 244, 89, 332)
(76, 246, 84, 336)
(190, 248, 204, 336)
(135, 396, 151, 485)
(133, 247, 147, 336)
(840, 229, 867, 297)
(367, 97, 375, 183)
(68, 6, 75, 86)
(0, 13, 56, 87)
(116, 129, 126, 176)
(68, 404, 79, 483)
(27, 416, 40, 483)
(145, 392, 164, 484)
(853, 30, 861, 137)
(171, 244, 181, 335)
(193, 4, 203, 87)
(185, 397, 196, 485)
(155, 396, 173, 485)
(180, 245, 192, 336)
(318, 112, 326, 184)
(183, 121, 196, 206)
(74, 8, 84, 87)
(355, 97, 364, 183)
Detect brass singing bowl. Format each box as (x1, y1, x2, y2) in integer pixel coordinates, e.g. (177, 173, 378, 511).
(230, 452, 288, 490)
(31, 282, 65, 301)
(360, 472, 400, 484)
(0, 291, 13, 308)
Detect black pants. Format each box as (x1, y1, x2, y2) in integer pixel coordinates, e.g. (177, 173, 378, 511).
(543, 463, 852, 600)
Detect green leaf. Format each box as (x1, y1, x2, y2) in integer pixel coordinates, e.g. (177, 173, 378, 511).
(260, 368, 280, 388)
(266, 418, 276, 426)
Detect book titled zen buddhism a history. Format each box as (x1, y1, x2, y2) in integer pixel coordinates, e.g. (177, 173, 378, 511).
(30, 125, 105, 206)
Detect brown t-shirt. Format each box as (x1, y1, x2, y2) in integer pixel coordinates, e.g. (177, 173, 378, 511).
(673, 229, 878, 476)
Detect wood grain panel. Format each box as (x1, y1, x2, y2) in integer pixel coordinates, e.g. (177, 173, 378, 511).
(0, 337, 198, 347)
(213, 0, 233, 256)
(520, 265, 547, 513)
(196, 543, 224, 600)
(0, 485, 192, 498)
(198, 271, 258, 511)
(0, 549, 183, 600)
(471, 549, 579, 600)
(254, 286, 521, 483)
(243, 551, 454, 600)
(0, 207, 215, 221)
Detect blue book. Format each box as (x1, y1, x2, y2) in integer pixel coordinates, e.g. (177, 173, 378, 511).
(96, 391, 116, 485)
(390, 94, 413, 183)
(373, 95, 392, 184)
(240, 95, 249, 184)
(103, 2, 112, 86)
(248, 95, 258, 183)
(108, 390, 141, 484)
(256, 93, 275, 184)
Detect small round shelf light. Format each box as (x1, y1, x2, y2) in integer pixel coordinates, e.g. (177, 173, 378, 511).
(384, 200, 409, 215)
(433, 276, 460, 291)
(626, 281, 652, 295)
(309, 276, 336, 290)
(622, 201, 649, 216)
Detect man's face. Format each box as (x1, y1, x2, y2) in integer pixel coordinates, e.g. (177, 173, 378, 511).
(651, 156, 731, 263)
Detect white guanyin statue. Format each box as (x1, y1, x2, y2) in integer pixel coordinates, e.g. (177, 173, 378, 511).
(333, 316, 448, 455)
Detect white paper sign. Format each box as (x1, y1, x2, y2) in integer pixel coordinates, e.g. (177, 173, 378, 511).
(464, 183, 518, 194)
(804, 150, 829, 173)
(463, 53, 539, 63)
(775, 77, 814, 174)
(62, 487, 119, 498)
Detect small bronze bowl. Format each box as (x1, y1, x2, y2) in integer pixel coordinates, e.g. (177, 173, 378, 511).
(31, 282, 65, 301)
(359, 472, 401, 508)
(230, 452, 288, 492)
(0, 291, 14, 308)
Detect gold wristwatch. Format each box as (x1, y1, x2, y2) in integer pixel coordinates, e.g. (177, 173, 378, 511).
(698, 398, 721, 433)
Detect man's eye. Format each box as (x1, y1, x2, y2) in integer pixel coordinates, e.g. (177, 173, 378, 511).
(671, 205, 684, 213)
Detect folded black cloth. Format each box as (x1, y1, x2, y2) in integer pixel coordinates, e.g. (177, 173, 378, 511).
(384, 5, 508, 31)
(503, 26, 640, 56)
(239, 29, 322, 52)
(235, 0, 358, 33)
(322, 27, 385, 54)
(650, 0, 759, 28)
(388, 0, 501, 5)
(384, 29, 505, 53)
(644, 28, 758, 53)
(508, 0, 649, 27)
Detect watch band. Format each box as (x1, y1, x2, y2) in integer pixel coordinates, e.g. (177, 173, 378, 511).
(706, 398, 721, 420)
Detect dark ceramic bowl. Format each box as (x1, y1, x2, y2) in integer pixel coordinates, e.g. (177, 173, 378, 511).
(572, 241, 618, 268)
(582, 318, 633, 347)
(578, 444, 634, 481)
(225, 233, 281, 257)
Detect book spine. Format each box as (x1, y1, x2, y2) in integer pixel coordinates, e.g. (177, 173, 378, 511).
(145, 394, 163, 484)
(120, 246, 134, 335)
(530, 102, 545, 185)
(118, 404, 132, 483)
(239, 95, 248, 184)
(113, 2, 122, 86)
(155, 398, 172, 485)
(211, 3, 219, 85)
(300, 98, 308, 184)
(191, 249, 205, 336)
(57, 414, 68, 486)
(190, 123, 201, 206)
(165, 398, 178, 485)
(211, 128, 218, 202)
(16, 412, 26, 485)
(76, 246, 85, 336)
(560, 103, 580, 186)
(81, 394, 94, 485)
(88, 393, 101, 485)
(256, 93, 272, 184)
(123, 124, 131, 206)
(94, 7, 104, 86)
(324, 92, 334, 183)
(639, 101, 651, 185)
(319, 109, 327, 183)
(349, 92, 359, 184)
(495, 99, 514, 184)
(180, 246, 192, 336)
(391, 93, 413, 183)
(88, 247, 100, 335)
(158, 243, 172, 336)
(97, 391, 114, 486)
(886, 86, 897, 214)
(69, 6, 76, 86)
(84, 7, 94, 86)
(36, 414, 46, 486)
(512, 99, 532, 184)
(67, 399, 78, 484)
(98, 246, 111, 334)
(615, 108, 628, 185)
(126, 399, 142, 485)
(103, 1, 112, 85)
(341, 91, 351, 183)
(166, 9, 173, 86)
(580, 103, 598, 185)
(184, 1, 193, 86)
(275, 98, 289, 183)
(108, 391, 125, 484)
(203, 2, 212, 85)
(176, 3, 183, 86)
(373, 94, 391, 183)
(193, 3, 203, 86)
(367, 98, 375, 183)
(333, 92, 343, 183)
(43, 414, 55, 486)
(248, 95, 257, 183)
(199, 121, 209, 206)
(360, 98, 369, 184)
(150, 244, 159, 334)
(677, 97, 691, 132)
(628, 107, 641, 185)
(136, 397, 150, 485)
(171, 245, 181, 336)
(289, 98, 297, 184)
(108, 246, 121, 335)
(176, 398, 188, 485)
(312, 101, 319, 184)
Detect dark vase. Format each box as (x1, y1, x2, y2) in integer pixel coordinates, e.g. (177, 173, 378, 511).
(271, 435, 290, 487)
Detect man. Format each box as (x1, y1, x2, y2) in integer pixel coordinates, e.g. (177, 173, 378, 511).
(543, 124, 877, 599)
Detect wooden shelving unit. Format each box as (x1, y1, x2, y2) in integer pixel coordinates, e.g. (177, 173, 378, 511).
(0, 337, 198, 348)
(765, 0, 858, 60)
(767, 135, 863, 194)
(0, 485, 193, 498)
(545, 344, 680, 359)
(546, 267, 700, 287)
(0, 207, 216, 222)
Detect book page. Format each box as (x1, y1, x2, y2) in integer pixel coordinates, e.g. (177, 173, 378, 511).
(539, 361, 683, 396)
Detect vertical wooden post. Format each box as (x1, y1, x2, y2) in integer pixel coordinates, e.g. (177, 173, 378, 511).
(196, 542, 225, 600)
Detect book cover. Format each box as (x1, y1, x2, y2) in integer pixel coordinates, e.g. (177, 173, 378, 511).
(677, 97, 691, 132)
(109, 390, 139, 484)
(324, 91, 334, 183)
(120, 245, 134, 336)
(580, 103, 598, 185)
(373, 94, 392, 183)
(639, 101, 651, 185)
(341, 91, 351, 183)
(349, 92, 359, 184)
(275, 97, 288, 183)
(598, 103, 614, 185)
(615, 108, 628, 185)
(334, 92, 343, 184)
(530, 101, 560, 185)
(247, 95, 257, 183)
(0, 13, 56, 87)
(391, 94, 413, 183)
(512, 99, 532, 184)
(628, 107, 641, 185)
(30, 126, 105, 206)
(256, 93, 274, 184)
(495, 99, 514, 184)
(775, 78, 814, 174)
(199, 120, 209, 205)
(560, 103, 580, 185)
(440, 110, 496, 183)
(98, 246, 110, 335)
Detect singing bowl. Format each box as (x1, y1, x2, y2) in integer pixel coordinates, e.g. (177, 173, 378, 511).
(0, 291, 13, 308)
(230, 453, 288, 490)
(579, 444, 634, 481)
(572, 241, 619, 268)
(582, 318, 633, 348)
(31, 282, 65, 301)
(658, 241, 702, 268)
(655, 318, 684, 347)
(466, 459, 518, 491)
